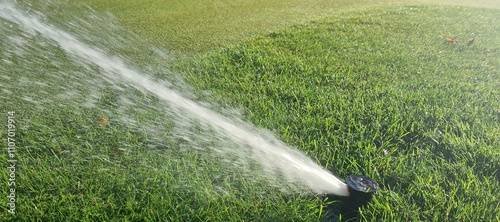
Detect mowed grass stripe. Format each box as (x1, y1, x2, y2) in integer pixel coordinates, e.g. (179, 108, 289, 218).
(78, 0, 500, 54)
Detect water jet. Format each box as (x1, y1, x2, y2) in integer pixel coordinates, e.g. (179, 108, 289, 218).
(0, 1, 352, 198)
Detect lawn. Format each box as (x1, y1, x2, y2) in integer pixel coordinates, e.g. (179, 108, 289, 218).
(1, 0, 499, 221)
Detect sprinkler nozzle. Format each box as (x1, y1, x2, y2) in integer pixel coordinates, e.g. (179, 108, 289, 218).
(340, 175, 379, 220)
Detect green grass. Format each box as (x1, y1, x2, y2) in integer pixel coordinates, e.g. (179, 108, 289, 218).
(1, 1, 500, 221)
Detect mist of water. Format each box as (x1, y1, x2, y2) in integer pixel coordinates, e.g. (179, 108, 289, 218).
(0, 1, 349, 196)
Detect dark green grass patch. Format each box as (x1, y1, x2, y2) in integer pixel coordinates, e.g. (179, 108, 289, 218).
(177, 6, 500, 221)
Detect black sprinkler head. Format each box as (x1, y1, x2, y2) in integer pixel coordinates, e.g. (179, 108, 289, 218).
(340, 175, 379, 220)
